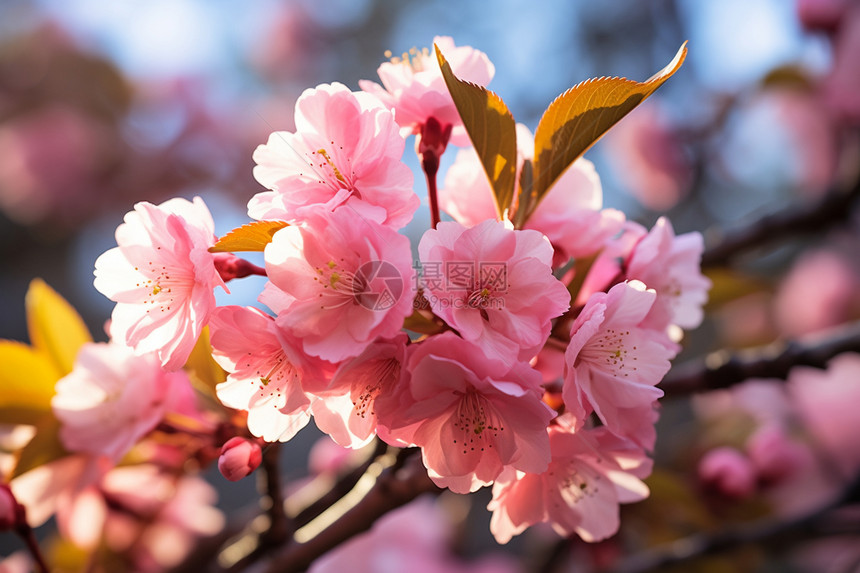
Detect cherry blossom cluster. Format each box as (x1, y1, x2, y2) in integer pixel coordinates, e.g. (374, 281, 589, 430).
(63, 36, 710, 545)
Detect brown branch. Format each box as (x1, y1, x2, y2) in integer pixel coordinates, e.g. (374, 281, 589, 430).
(701, 177, 860, 268)
(609, 472, 860, 573)
(263, 451, 440, 573)
(662, 322, 860, 398)
(291, 439, 388, 529)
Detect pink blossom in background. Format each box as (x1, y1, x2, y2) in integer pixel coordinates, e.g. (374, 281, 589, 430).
(604, 103, 692, 211)
(310, 495, 520, 573)
(0, 105, 110, 226)
(774, 248, 858, 337)
(439, 124, 624, 266)
(789, 353, 860, 481)
(418, 219, 569, 365)
(797, 0, 849, 31)
(250, 82, 418, 228)
(209, 305, 334, 442)
(217, 437, 263, 482)
(264, 209, 415, 363)
(9, 454, 110, 543)
(52, 342, 188, 462)
(0, 552, 32, 573)
(824, 2, 860, 123)
(93, 197, 227, 370)
(489, 422, 652, 544)
(697, 446, 756, 500)
(359, 36, 495, 147)
(563, 281, 673, 450)
(625, 217, 711, 336)
(308, 437, 366, 475)
(746, 425, 807, 484)
(312, 334, 408, 448)
(98, 466, 224, 572)
(379, 332, 554, 493)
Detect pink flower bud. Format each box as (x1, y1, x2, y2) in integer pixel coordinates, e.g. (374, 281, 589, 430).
(698, 447, 756, 499)
(218, 438, 263, 482)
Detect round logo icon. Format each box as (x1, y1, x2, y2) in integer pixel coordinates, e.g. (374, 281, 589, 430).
(352, 260, 404, 311)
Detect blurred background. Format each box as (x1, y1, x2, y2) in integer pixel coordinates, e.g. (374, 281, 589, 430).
(2, 0, 859, 571)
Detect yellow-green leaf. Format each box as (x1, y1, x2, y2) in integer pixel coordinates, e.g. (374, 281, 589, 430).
(209, 220, 288, 253)
(25, 279, 92, 376)
(436, 44, 517, 219)
(184, 326, 226, 395)
(10, 416, 68, 479)
(0, 341, 60, 413)
(521, 42, 688, 226)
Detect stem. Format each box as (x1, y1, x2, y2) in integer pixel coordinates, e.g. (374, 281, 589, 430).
(18, 526, 50, 573)
(423, 155, 441, 229)
(417, 117, 452, 230)
(260, 444, 289, 546)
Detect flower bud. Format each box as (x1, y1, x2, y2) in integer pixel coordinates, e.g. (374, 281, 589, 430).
(698, 446, 756, 499)
(218, 437, 263, 482)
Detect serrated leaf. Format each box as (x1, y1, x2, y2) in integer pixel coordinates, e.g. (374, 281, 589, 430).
(10, 416, 68, 479)
(0, 341, 60, 413)
(521, 42, 688, 226)
(209, 220, 289, 253)
(25, 279, 91, 376)
(436, 44, 517, 219)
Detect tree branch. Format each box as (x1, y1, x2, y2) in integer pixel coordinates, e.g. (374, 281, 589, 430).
(662, 322, 860, 398)
(609, 472, 860, 573)
(263, 450, 440, 573)
(701, 178, 860, 268)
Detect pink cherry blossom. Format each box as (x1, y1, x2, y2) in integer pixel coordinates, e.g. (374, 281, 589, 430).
(604, 103, 692, 211)
(312, 334, 408, 448)
(249, 82, 418, 229)
(624, 217, 711, 335)
(359, 36, 495, 147)
(488, 422, 652, 544)
(418, 218, 569, 365)
(439, 124, 624, 266)
(218, 437, 263, 482)
(263, 209, 415, 362)
(209, 305, 334, 442)
(698, 446, 756, 500)
(52, 342, 189, 462)
(98, 465, 224, 571)
(789, 353, 860, 481)
(378, 332, 554, 494)
(773, 248, 858, 337)
(93, 196, 227, 371)
(563, 281, 673, 450)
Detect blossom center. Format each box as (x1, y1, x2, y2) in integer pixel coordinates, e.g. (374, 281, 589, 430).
(351, 358, 400, 419)
(134, 256, 192, 314)
(451, 391, 504, 455)
(313, 260, 367, 309)
(385, 47, 430, 73)
(578, 328, 639, 378)
(251, 349, 298, 408)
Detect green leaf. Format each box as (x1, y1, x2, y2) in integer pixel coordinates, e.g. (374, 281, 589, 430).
(25, 279, 92, 376)
(519, 42, 688, 226)
(436, 44, 517, 219)
(209, 220, 288, 253)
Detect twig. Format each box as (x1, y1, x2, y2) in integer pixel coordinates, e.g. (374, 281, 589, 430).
(260, 444, 289, 546)
(291, 439, 388, 529)
(609, 472, 860, 573)
(661, 322, 860, 398)
(701, 178, 860, 268)
(263, 452, 440, 573)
